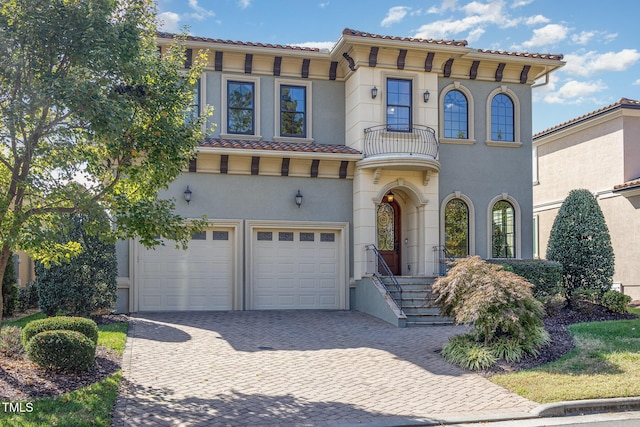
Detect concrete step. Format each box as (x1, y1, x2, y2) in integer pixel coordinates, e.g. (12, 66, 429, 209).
(401, 306, 440, 315)
(404, 313, 453, 326)
(399, 289, 434, 300)
(390, 276, 436, 285)
(406, 319, 455, 327)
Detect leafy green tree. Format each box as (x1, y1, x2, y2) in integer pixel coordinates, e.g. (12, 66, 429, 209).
(35, 208, 117, 317)
(546, 189, 615, 305)
(0, 0, 209, 321)
(2, 251, 17, 317)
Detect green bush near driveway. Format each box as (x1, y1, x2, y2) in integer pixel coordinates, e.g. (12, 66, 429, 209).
(22, 316, 99, 346)
(25, 329, 96, 372)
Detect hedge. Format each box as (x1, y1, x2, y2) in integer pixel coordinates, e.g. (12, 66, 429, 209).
(488, 259, 562, 299)
(22, 316, 98, 347)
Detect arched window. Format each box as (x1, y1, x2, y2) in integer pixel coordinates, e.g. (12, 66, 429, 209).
(492, 200, 515, 258)
(491, 93, 514, 142)
(444, 90, 468, 139)
(444, 198, 469, 257)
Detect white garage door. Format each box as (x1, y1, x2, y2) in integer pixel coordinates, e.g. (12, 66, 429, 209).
(137, 228, 234, 311)
(252, 229, 341, 309)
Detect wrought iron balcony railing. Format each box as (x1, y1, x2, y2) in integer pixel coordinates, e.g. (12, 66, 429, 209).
(363, 125, 438, 159)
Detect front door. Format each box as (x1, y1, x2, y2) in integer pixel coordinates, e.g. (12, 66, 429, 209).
(377, 200, 401, 275)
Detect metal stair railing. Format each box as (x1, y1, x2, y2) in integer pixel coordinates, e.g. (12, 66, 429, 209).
(432, 245, 455, 276)
(365, 244, 403, 311)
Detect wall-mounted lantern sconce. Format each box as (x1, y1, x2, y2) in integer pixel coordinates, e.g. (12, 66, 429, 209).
(295, 189, 303, 208)
(371, 86, 378, 99)
(423, 90, 430, 103)
(184, 186, 192, 205)
(386, 191, 394, 203)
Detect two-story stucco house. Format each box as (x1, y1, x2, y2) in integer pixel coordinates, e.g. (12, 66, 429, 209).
(533, 98, 640, 300)
(115, 28, 564, 325)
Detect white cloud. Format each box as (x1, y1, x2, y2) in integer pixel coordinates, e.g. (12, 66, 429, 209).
(634, 79, 640, 86)
(381, 6, 411, 27)
(563, 49, 640, 77)
(293, 41, 336, 51)
(427, 0, 458, 14)
(415, 1, 521, 41)
(571, 31, 596, 45)
(524, 15, 549, 25)
(238, 0, 251, 9)
(187, 0, 215, 20)
(511, 0, 534, 7)
(319, 2, 330, 8)
(157, 11, 181, 32)
(544, 79, 605, 104)
(522, 24, 569, 48)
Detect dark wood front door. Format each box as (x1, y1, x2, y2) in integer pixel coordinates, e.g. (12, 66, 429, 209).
(377, 200, 401, 275)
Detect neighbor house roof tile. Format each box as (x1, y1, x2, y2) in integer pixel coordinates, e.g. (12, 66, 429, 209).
(614, 179, 640, 191)
(341, 28, 468, 47)
(535, 98, 640, 139)
(157, 32, 321, 52)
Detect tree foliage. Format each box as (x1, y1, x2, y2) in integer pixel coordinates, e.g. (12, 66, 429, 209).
(34, 209, 117, 317)
(0, 0, 210, 320)
(546, 189, 615, 304)
(434, 256, 549, 369)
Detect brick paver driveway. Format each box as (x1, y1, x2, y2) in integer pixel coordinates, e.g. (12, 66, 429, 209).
(113, 311, 536, 426)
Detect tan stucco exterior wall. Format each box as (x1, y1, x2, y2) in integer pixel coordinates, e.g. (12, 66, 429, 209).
(534, 110, 640, 300)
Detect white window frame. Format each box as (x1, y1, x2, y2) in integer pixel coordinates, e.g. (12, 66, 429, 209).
(440, 191, 476, 256)
(487, 193, 522, 259)
(485, 86, 522, 148)
(221, 74, 262, 141)
(274, 78, 313, 143)
(439, 82, 476, 145)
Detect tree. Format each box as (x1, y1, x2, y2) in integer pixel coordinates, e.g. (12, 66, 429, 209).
(35, 208, 117, 317)
(546, 189, 615, 305)
(2, 251, 17, 317)
(0, 0, 209, 322)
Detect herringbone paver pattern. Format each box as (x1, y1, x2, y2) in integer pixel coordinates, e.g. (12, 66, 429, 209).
(112, 311, 536, 426)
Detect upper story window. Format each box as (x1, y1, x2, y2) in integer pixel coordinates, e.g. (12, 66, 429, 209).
(386, 78, 412, 132)
(444, 90, 468, 139)
(186, 78, 201, 123)
(491, 93, 514, 142)
(227, 81, 255, 135)
(280, 85, 306, 138)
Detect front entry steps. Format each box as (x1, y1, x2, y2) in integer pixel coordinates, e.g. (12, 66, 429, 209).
(380, 276, 454, 327)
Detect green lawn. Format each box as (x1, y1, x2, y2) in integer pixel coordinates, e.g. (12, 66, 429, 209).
(490, 311, 640, 403)
(1, 314, 128, 427)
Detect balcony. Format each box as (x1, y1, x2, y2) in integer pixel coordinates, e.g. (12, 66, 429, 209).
(358, 125, 440, 173)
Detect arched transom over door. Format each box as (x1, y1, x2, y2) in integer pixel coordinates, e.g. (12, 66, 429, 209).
(377, 199, 401, 275)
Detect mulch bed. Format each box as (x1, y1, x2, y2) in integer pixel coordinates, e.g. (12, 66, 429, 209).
(482, 303, 639, 376)
(1, 314, 129, 402)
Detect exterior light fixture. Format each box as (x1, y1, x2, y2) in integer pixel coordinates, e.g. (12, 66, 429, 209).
(386, 191, 394, 203)
(295, 189, 303, 208)
(371, 86, 378, 99)
(423, 90, 430, 103)
(184, 186, 192, 205)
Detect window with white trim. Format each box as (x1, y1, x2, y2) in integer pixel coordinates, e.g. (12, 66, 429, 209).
(274, 79, 312, 142)
(222, 75, 261, 139)
(386, 78, 412, 132)
(492, 200, 515, 258)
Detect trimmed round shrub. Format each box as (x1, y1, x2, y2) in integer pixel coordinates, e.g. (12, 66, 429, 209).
(22, 316, 98, 347)
(25, 330, 95, 372)
(601, 290, 632, 314)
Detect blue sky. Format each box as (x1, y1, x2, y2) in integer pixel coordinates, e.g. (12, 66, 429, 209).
(155, 0, 640, 134)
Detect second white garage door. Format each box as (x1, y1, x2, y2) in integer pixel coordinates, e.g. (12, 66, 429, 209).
(251, 229, 341, 309)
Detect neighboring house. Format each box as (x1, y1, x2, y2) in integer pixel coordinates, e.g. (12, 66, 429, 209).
(115, 28, 564, 321)
(533, 98, 640, 300)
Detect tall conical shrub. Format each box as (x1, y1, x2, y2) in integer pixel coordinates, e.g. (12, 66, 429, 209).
(546, 189, 614, 304)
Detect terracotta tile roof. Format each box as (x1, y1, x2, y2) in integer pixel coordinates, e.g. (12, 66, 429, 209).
(201, 138, 362, 155)
(341, 28, 468, 47)
(534, 98, 640, 139)
(475, 49, 563, 61)
(614, 178, 640, 191)
(157, 32, 321, 52)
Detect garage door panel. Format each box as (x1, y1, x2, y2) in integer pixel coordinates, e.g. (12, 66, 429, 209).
(252, 228, 341, 310)
(138, 228, 234, 311)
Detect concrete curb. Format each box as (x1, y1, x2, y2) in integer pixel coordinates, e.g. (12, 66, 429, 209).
(531, 397, 640, 417)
